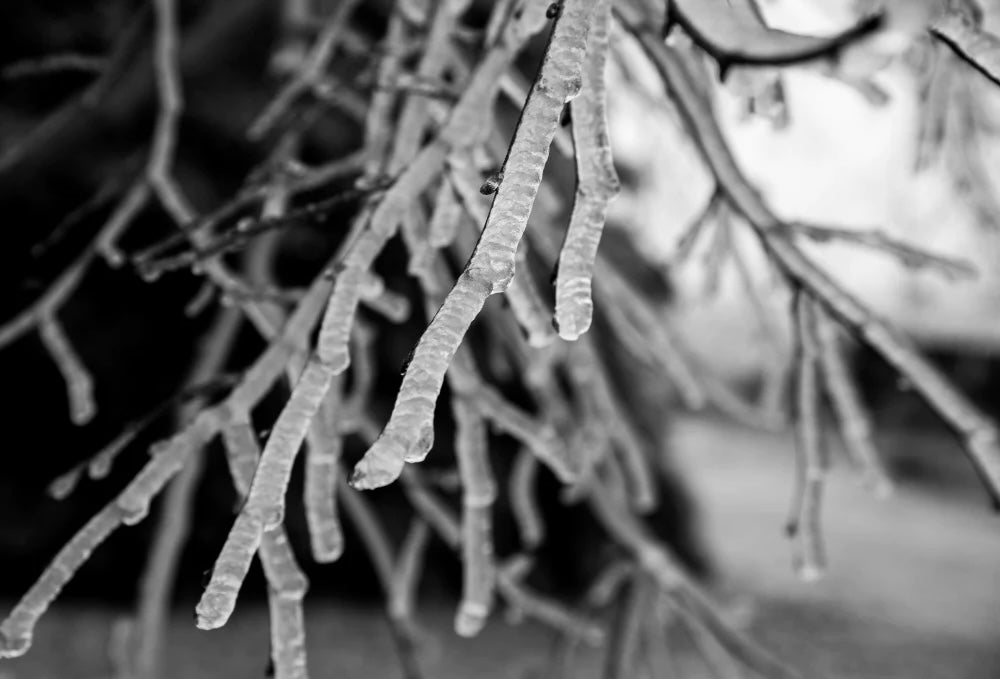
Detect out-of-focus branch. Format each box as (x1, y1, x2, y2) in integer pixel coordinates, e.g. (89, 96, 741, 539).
(622, 7, 1000, 506)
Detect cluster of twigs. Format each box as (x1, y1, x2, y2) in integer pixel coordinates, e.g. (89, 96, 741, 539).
(4, 0, 1000, 678)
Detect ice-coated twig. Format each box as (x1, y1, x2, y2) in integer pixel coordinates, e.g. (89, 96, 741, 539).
(2, 268, 333, 657)
(389, 518, 431, 628)
(339, 320, 377, 431)
(315, 4, 550, 372)
(567, 338, 658, 512)
(603, 574, 653, 679)
(131, 307, 243, 679)
(787, 293, 827, 581)
(96, 180, 151, 267)
(669, 0, 881, 73)
(915, 46, 952, 172)
(197, 416, 267, 630)
(729, 228, 788, 420)
(259, 526, 310, 679)
(472, 377, 575, 482)
(509, 448, 545, 549)
(249, 0, 363, 139)
(304, 383, 346, 563)
(944, 69, 1000, 232)
(350, 3, 595, 488)
(38, 313, 95, 425)
(625, 15, 1000, 505)
(674, 606, 745, 679)
(1, 52, 106, 80)
(786, 222, 978, 281)
(449, 152, 556, 347)
(498, 71, 575, 158)
(585, 560, 635, 608)
(214, 410, 309, 679)
(148, 0, 194, 226)
(555, 0, 620, 341)
(495, 556, 604, 645)
(199, 354, 336, 630)
(47, 374, 239, 499)
(814, 307, 892, 497)
(399, 468, 604, 644)
(0, 413, 218, 659)
(671, 189, 724, 264)
(932, 7, 1000, 86)
(362, 3, 408, 177)
(504, 244, 558, 347)
(451, 397, 497, 637)
(428, 178, 465, 248)
(336, 474, 425, 679)
(387, 0, 472, 173)
(529, 218, 709, 412)
(701, 203, 732, 297)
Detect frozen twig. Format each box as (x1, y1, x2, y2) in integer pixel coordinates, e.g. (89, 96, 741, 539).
(149, 0, 194, 225)
(669, 0, 881, 73)
(214, 411, 310, 679)
(198, 356, 336, 631)
(932, 6, 1000, 86)
(249, 0, 363, 139)
(786, 222, 978, 281)
(449, 152, 557, 347)
(0, 413, 218, 659)
(131, 307, 243, 679)
(1, 259, 334, 657)
(509, 448, 545, 549)
(787, 294, 827, 581)
(1, 53, 106, 80)
(671, 189, 724, 264)
(303, 383, 346, 563)
(96, 180, 152, 267)
(399, 468, 604, 644)
(38, 313, 96, 425)
(451, 397, 497, 637)
(316, 2, 551, 374)
(602, 574, 653, 679)
(336, 474, 426, 679)
(350, 2, 594, 488)
(555, 0, 620, 340)
(815, 308, 893, 497)
(389, 518, 431, 629)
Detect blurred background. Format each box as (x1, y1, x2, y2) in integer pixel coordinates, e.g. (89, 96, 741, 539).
(0, 0, 998, 677)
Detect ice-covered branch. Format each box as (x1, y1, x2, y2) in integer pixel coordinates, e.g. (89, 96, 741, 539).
(669, 0, 882, 73)
(451, 398, 497, 637)
(555, 0, 620, 340)
(352, 1, 595, 488)
(787, 294, 827, 581)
